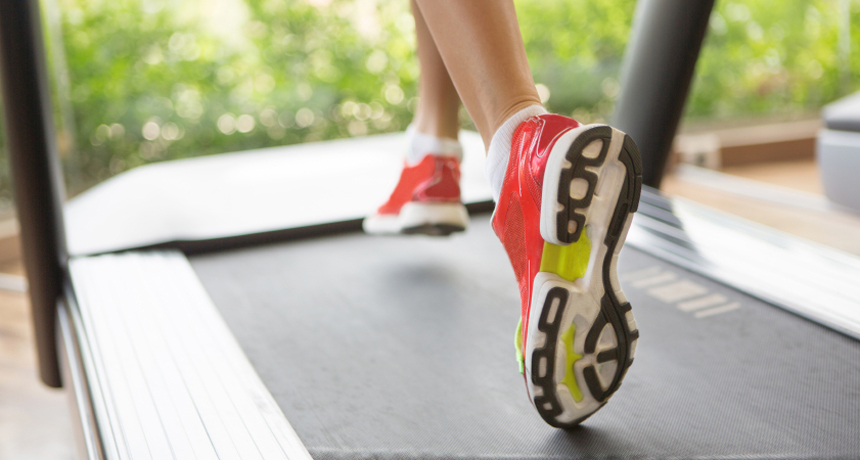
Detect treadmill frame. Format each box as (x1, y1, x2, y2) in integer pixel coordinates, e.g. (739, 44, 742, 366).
(0, 0, 713, 389)
(4, 0, 860, 457)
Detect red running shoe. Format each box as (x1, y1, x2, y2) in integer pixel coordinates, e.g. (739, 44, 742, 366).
(364, 155, 469, 236)
(493, 115, 642, 427)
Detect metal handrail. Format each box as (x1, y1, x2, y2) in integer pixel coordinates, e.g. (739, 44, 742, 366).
(0, 0, 69, 388)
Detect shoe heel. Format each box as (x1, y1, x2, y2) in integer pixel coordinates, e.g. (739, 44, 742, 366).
(540, 124, 617, 245)
(399, 202, 469, 236)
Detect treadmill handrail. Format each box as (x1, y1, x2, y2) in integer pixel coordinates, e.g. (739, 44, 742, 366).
(0, 0, 70, 388)
(612, 0, 715, 188)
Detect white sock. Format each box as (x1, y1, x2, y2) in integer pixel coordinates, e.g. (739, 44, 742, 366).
(485, 105, 548, 202)
(405, 125, 463, 166)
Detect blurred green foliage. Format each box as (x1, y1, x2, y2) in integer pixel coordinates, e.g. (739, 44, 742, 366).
(692, 0, 860, 118)
(0, 0, 858, 205)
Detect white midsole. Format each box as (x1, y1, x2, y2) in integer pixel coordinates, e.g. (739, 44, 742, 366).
(363, 202, 469, 234)
(525, 124, 636, 424)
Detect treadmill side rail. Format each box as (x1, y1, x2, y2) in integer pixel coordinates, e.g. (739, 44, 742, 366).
(58, 299, 107, 460)
(629, 188, 860, 340)
(68, 251, 313, 460)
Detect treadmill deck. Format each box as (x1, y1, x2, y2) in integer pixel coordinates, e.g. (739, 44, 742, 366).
(190, 215, 860, 460)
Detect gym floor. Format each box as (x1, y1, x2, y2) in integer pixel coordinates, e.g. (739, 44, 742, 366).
(1, 158, 858, 460)
(666, 160, 860, 255)
(0, 260, 76, 460)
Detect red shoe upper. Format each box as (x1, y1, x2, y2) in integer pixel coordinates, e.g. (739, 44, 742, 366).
(491, 114, 581, 340)
(377, 155, 462, 215)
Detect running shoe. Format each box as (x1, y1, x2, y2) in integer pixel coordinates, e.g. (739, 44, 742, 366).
(364, 154, 469, 236)
(492, 114, 642, 427)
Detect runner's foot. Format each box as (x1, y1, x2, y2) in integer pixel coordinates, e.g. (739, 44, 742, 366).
(491, 114, 642, 427)
(363, 153, 469, 236)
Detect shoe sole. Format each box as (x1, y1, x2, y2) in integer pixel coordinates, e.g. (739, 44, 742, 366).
(363, 202, 469, 236)
(526, 124, 642, 428)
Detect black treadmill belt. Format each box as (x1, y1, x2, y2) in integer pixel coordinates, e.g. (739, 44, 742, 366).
(191, 215, 860, 460)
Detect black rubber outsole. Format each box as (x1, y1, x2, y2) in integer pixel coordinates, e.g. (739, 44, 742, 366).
(401, 224, 466, 237)
(531, 127, 643, 429)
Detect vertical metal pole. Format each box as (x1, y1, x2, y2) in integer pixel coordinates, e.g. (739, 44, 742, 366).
(612, 0, 715, 188)
(0, 0, 69, 388)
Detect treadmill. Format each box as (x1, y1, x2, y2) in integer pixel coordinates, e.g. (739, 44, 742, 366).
(2, 1, 859, 459)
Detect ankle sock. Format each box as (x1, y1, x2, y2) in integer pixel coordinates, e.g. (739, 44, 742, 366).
(405, 125, 463, 166)
(485, 105, 548, 202)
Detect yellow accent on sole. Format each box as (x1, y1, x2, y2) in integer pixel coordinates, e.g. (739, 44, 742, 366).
(539, 231, 591, 282)
(560, 324, 584, 402)
(518, 230, 590, 383)
(515, 318, 524, 374)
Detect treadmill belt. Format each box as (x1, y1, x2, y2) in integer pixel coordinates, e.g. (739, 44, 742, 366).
(190, 215, 860, 460)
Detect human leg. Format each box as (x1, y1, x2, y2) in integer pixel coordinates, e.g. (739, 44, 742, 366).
(410, 0, 643, 428)
(411, 0, 543, 147)
(410, 0, 460, 141)
(401, 0, 464, 168)
(361, 0, 469, 236)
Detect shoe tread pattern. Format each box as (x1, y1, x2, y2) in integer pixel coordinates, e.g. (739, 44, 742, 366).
(554, 126, 612, 245)
(401, 223, 466, 237)
(531, 287, 569, 424)
(534, 126, 642, 429)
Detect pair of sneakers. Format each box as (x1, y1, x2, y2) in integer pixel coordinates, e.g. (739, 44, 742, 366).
(364, 114, 642, 428)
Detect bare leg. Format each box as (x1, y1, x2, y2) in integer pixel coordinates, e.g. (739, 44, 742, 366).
(410, 0, 460, 140)
(412, 0, 542, 148)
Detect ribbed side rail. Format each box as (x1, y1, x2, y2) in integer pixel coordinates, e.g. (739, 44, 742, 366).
(628, 190, 860, 340)
(68, 251, 312, 460)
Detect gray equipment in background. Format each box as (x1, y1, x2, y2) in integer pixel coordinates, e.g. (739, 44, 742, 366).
(818, 91, 860, 213)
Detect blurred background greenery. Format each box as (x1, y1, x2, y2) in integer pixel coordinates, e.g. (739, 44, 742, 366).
(0, 0, 857, 208)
